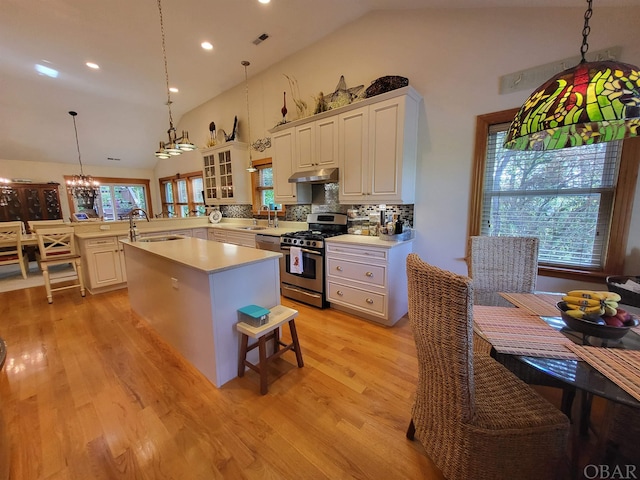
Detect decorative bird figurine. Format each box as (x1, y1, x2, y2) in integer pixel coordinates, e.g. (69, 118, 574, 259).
(208, 121, 216, 147)
(281, 91, 288, 123)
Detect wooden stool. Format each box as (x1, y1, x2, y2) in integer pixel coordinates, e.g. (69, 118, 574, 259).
(237, 305, 304, 395)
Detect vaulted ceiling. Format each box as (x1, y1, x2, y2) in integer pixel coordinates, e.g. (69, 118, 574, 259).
(1, 0, 635, 170)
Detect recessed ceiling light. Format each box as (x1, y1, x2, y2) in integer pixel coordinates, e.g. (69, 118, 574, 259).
(169, 87, 179, 93)
(35, 64, 58, 78)
(201, 41, 213, 50)
(86, 62, 100, 69)
(258, 0, 270, 4)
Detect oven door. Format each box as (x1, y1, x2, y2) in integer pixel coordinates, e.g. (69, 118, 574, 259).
(280, 245, 323, 293)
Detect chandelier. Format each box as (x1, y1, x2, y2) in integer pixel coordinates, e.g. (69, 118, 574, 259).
(66, 111, 100, 204)
(504, 0, 640, 151)
(154, 0, 196, 159)
(0, 177, 12, 207)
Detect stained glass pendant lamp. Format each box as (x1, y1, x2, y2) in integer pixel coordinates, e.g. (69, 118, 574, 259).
(504, 0, 640, 151)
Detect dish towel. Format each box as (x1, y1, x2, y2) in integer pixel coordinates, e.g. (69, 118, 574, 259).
(290, 246, 304, 274)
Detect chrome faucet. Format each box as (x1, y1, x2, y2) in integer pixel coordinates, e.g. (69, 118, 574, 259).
(261, 205, 273, 228)
(128, 208, 150, 241)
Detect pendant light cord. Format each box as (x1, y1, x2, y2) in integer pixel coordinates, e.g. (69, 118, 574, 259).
(242, 61, 252, 160)
(580, 0, 593, 63)
(70, 111, 84, 176)
(157, 0, 174, 130)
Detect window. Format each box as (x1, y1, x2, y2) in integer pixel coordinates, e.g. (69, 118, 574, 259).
(470, 109, 640, 280)
(159, 172, 205, 218)
(65, 176, 152, 221)
(250, 158, 283, 215)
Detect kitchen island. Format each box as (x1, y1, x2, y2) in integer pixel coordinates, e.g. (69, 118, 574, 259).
(122, 237, 282, 387)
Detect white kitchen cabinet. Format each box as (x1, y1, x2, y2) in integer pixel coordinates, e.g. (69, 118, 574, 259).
(295, 116, 338, 170)
(80, 236, 128, 294)
(272, 128, 311, 205)
(202, 141, 252, 205)
(338, 87, 420, 204)
(208, 229, 226, 243)
(208, 228, 255, 247)
(192, 228, 208, 239)
(325, 238, 413, 326)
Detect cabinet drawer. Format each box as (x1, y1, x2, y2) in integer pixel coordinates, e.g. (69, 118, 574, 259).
(86, 237, 118, 248)
(327, 258, 385, 287)
(327, 281, 385, 315)
(326, 243, 387, 261)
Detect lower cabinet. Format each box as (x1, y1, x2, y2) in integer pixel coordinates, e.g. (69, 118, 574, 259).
(80, 236, 128, 294)
(325, 240, 413, 326)
(207, 228, 256, 247)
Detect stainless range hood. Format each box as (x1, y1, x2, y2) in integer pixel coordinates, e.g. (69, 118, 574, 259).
(288, 168, 338, 184)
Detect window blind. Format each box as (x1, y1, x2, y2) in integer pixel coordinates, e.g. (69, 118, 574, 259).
(481, 123, 622, 270)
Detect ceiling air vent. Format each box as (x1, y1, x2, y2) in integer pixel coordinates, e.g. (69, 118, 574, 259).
(252, 33, 269, 45)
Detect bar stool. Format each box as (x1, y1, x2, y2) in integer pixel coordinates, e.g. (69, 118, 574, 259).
(237, 305, 304, 395)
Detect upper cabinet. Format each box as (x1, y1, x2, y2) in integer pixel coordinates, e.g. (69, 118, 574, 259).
(295, 117, 338, 170)
(202, 141, 252, 205)
(269, 86, 422, 205)
(272, 129, 311, 205)
(339, 88, 421, 204)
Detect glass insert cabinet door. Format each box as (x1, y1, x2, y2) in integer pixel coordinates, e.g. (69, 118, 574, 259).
(203, 152, 218, 201)
(218, 150, 234, 200)
(201, 142, 251, 205)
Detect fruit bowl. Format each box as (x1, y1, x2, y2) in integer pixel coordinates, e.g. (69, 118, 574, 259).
(556, 301, 638, 340)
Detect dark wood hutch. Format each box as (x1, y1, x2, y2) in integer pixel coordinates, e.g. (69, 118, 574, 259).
(0, 182, 62, 232)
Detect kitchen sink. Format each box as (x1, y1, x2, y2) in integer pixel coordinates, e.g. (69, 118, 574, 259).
(138, 235, 185, 242)
(236, 226, 267, 230)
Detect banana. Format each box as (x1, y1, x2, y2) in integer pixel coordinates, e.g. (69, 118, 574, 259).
(562, 295, 601, 307)
(567, 290, 607, 301)
(604, 299, 618, 309)
(604, 304, 617, 317)
(565, 309, 586, 319)
(565, 303, 605, 315)
(603, 292, 622, 302)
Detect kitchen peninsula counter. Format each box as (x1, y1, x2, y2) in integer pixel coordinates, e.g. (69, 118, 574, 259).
(122, 237, 282, 387)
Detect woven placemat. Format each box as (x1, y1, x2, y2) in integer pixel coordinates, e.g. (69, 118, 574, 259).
(566, 344, 640, 402)
(499, 292, 564, 317)
(473, 305, 577, 359)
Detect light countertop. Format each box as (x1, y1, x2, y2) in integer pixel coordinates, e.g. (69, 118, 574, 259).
(325, 233, 415, 248)
(121, 237, 282, 274)
(74, 220, 306, 239)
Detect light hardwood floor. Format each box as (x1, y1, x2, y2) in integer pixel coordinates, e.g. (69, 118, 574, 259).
(0, 285, 445, 480)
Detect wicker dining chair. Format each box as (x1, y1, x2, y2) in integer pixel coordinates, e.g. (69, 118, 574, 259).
(468, 236, 577, 416)
(405, 254, 569, 480)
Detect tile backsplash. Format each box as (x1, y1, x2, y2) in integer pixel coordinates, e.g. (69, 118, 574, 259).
(217, 183, 414, 226)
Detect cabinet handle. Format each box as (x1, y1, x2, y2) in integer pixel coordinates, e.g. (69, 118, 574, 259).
(337, 290, 343, 296)
(365, 272, 373, 277)
(336, 266, 343, 271)
(366, 298, 374, 304)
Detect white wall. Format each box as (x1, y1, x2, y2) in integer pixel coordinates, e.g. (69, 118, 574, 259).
(3, 6, 639, 293)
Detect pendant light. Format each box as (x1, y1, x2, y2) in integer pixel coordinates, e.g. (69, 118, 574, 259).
(154, 0, 196, 159)
(504, 0, 640, 151)
(243, 60, 258, 173)
(66, 111, 100, 203)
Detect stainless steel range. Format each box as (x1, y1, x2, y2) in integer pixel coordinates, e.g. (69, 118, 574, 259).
(280, 213, 348, 308)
